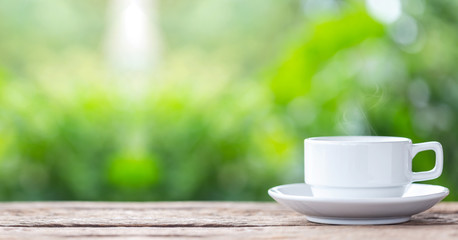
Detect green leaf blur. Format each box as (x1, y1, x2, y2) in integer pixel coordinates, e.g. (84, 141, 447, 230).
(0, 0, 456, 201)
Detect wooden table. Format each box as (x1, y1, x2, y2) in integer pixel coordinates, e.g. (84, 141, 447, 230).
(0, 202, 456, 239)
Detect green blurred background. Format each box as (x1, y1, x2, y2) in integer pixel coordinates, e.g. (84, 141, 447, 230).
(0, 0, 456, 201)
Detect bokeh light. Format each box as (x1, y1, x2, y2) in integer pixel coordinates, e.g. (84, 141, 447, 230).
(0, 0, 456, 201)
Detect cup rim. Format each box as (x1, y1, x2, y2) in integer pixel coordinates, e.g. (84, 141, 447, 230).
(305, 136, 412, 144)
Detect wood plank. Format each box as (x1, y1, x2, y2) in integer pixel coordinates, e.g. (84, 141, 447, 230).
(0, 225, 456, 240)
(0, 202, 455, 239)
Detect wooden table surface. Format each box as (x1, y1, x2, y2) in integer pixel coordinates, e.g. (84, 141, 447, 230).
(0, 202, 456, 239)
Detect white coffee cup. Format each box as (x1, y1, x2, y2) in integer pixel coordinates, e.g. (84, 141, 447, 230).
(304, 136, 443, 198)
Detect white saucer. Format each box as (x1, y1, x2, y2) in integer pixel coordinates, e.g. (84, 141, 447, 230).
(268, 183, 449, 225)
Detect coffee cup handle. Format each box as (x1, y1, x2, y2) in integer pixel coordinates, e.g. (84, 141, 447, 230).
(411, 141, 443, 181)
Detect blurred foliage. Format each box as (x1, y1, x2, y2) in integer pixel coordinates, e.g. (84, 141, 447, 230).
(0, 0, 456, 201)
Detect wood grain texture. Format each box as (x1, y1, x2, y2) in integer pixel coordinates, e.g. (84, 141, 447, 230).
(0, 202, 456, 239)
